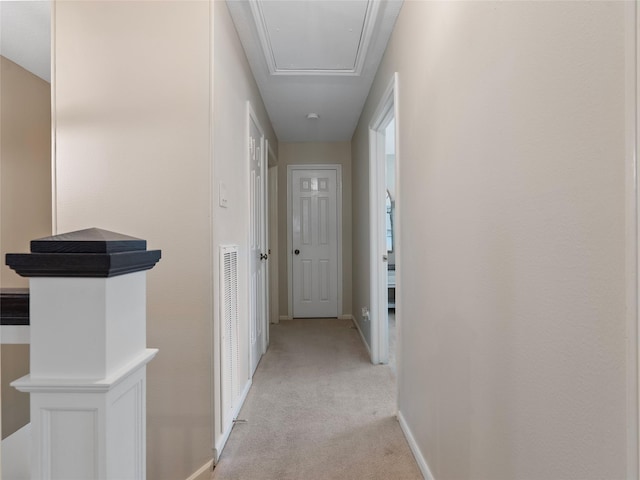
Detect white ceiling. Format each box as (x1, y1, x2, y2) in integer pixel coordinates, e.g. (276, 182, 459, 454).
(0, 1, 51, 83)
(0, 0, 402, 143)
(227, 0, 403, 142)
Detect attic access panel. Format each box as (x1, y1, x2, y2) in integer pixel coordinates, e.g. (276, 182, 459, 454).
(255, 0, 374, 75)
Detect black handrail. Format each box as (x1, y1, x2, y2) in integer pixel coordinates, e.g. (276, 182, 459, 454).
(1, 288, 29, 325)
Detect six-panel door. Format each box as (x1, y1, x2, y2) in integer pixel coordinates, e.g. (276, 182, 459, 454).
(291, 168, 339, 318)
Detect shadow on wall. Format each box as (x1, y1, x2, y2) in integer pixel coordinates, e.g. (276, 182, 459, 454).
(0, 56, 51, 440)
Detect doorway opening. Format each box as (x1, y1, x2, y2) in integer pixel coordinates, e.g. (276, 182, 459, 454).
(384, 119, 397, 371)
(369, 73, 399, 366)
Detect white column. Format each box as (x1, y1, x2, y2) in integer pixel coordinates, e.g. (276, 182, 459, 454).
(7, 228, 160, 480)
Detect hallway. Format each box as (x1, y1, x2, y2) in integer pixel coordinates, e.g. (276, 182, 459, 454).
(212, 319, 421, 480)
(1, 1, 634, 478)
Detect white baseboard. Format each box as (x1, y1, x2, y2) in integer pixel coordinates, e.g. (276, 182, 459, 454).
(338, 314, 354, 320)
(185, 460, 213, 480)
(397, 410, 435, 480)
(351, 316, 372, 359)
(279, 315, 293, 321)
(234, 378, 252, 419)
(214, 378, 253, 463)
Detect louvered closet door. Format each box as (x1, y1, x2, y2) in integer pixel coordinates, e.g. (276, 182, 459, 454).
(291, 169, 339, 318)
(220, 246, 239, 431)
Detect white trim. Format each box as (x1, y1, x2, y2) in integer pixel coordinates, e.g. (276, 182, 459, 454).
(12, 349, 158, 394)
(338, 314, 353, 321)
(209, 0, 217, 459)
(368, 73, 399, 365)
(287, 167, 292, 316)
(279, 315, 293, 321)
(392, 75, 402, 410)
(1, 325, 30, 344)
(268, 164, 279, 325)
(397, 411, 435, 480)
(214, 378, 252, 463)
(287, 164, 343, 318)
(51, 0, 58, 234)
(626, 2, 640, 478)
(350, 313, 371, 358)
(337, 166, 343, 317)
(184, 460, 213, 480)
(264, 141, 271, 345)
(233, 379, 252, 424)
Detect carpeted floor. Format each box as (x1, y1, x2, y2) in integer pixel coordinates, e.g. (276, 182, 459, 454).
(211, 318, 421, 480)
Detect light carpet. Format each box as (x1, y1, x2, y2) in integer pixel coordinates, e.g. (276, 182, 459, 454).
(211, 318, 422, 480)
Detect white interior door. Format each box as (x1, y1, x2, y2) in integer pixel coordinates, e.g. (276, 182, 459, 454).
(249, 110, 266, 375)
(290, 167, 339, 318)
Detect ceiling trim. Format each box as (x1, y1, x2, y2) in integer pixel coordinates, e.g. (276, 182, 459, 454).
(248, 0, 381, 77)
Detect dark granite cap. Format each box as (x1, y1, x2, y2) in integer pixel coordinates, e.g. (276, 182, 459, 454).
(6, 228, 161, 278)
(31, 228, 147, 254)
(0, 288, 29, 325)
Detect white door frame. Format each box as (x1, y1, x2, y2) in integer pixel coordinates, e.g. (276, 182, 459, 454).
(264, 140, 269, 350)
(287, 164, 343, 318)
(369, 73, 399, 365)
(626, 2, 640, 477)
(267, 146, 279, 326)
(247, 101, 268, 374)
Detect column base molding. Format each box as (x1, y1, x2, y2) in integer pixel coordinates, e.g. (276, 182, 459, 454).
(11, 348, 157, 480)
(12, 348, 158, 394)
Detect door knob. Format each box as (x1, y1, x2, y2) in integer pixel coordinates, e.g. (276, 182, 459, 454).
(260, 253, 268, 260)
(294, 249, 300, 255)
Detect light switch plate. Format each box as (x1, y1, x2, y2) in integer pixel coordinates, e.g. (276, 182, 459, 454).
(219, 182, 228, 208)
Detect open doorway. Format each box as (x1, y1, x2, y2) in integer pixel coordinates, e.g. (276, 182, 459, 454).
(384, 119, 397, 371)
(369, 73, 399, 367)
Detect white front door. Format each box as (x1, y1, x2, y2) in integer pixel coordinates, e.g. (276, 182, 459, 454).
(290, 167, 339, 318)
(249, 111, 266, 375)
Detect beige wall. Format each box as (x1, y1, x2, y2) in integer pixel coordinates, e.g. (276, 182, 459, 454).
(52, 1, 276, 477)
(352, 1, 628, 478)
(0, 55, 51, 440)
(277, 142, 352, 318)
(212, 0, 277, 449)
(53, 2, 212, 478)
(1, 345, 29, 440)
(0, 56, 51, 287)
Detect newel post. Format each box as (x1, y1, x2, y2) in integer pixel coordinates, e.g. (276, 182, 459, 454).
(6, 228, 161, 480)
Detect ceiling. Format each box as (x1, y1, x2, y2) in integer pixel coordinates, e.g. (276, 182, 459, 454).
(0, 0, 402, 143)
(0, 1, 51, 83)
(227, 0, 403, 142)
